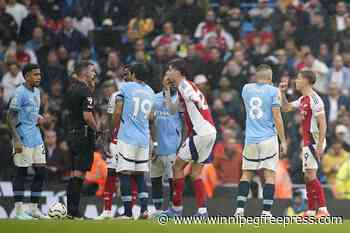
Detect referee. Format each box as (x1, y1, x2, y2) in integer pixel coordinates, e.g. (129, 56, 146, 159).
(65, 61, 100, 219)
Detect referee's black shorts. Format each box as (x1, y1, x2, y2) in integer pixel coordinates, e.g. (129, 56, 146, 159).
(67, 133, 94, 172)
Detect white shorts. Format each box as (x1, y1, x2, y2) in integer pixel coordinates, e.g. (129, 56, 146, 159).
(302, 144, 324, 172)
(242, 136, 279, 172)
(178, 134, 216, 164)
(150, 155, 176, 179)
(116, 140, 149, 172)
(107, 142, 118, 169)
(13, 144, 46, 167)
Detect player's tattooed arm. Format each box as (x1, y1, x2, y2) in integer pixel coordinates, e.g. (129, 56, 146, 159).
(272, 107, 288, 156)
(315, 112, 327, 159)
(7, 109, 23, 153)
(279, 82, 295, 112)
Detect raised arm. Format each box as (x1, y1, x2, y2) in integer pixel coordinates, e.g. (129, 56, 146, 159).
(279, 81, 297, 112)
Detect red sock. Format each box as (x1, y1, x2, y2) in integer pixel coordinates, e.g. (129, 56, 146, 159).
(131, 176, 138, 207)
(313, 179, 326, 208)
(306, 180, 317, 211)
(172, 178, 185, 207)
(104, 175, 116, 211)
(193, 178, 207, 208)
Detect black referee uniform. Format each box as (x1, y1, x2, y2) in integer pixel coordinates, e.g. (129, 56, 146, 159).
(65, 78, 95, 217)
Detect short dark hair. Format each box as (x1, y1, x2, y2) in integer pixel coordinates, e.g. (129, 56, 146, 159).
(299, 70, 316, 84)
(130, 63, 150, 82)
(75, 61, 93, 75)
(168, 58, 188, 77)
(22, 63, 40, 78)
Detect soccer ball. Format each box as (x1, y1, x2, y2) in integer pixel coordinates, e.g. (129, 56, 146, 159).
(48, 202, 67, 219)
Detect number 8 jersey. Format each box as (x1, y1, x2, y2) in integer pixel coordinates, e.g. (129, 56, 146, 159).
(117, 82, 155, 147)
(242, 83, 281, 144)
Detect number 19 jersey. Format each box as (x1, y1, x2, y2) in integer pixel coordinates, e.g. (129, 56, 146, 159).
(242, 83, 281, 144)
(117, 82, 155, 147)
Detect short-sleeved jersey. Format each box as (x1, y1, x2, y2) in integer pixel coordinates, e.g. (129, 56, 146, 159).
(154, 92, 182, 156)
(9, 85, 43, 147)
(177, 79, 216, 136)
(117, 82, 155, 147)
(65, 80, 94, 130)
(242, 83, 281, 144)
(291, 92, 325, 146)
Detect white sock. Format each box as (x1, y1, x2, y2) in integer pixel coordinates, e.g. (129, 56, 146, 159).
(261, 210, 271, 216)
(29, 203, 38, 212)
(235, 207, 244, 214)
(172, 206, 182, 212)
(15, 202, 23, 214)
(318, 207, 328, 212)
(198, 207, 207, 214)
(307, 210, 316, 216)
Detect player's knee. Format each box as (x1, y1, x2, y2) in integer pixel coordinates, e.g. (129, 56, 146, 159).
(240, 170, 252, 181)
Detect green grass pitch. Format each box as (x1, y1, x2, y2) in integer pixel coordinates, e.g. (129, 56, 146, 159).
(0, 220, 349, 233)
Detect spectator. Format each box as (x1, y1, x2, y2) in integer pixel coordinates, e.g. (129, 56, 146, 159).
(325, 55, 350, 95)
(223, 7, 242, 41)
(205, 47, 225, 89)
(87, 0, 128, 26)
(201, 20, 234, 51)
(331, 1, 348, 33)
(335, 124, 350, 152)
(248, 0, 274, 32)
(127, 7, 154, 42)
(55, 16, 89, 57)
(322, 141, 349, 186)
(302, 52, 329, 94)
(40, 50, 68, 92)
(15, 39, 38, 65)
(185, 43, 204, 78)
(100, 50, 122, 86)
(323, 83, 350, 126)
(298, 11, 333, 56)
(25, 26, 44, 52)
(213, 137, 242, 185)
(194, 9, 217, 40)
(335, 156, 350, 199)
(169, 0, 204, 34)
(19, 3, 42, 42)
(45, 130, 71, 181)
(0, 0, 17, 46)
(6, 0, 28, 29)
(151, 21, 181, 51)
(194, 74, 211, 102)
(1, 62, 25, 103)
(0, 84, 6, 120)
(72, 7, 95, 37)
(336, 16, 350, 54)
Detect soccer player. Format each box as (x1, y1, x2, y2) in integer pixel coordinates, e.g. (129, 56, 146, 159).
(162, 58, 217, 217)
(113, 63, 155, 219)
(8, 63, 49, 219)
(234, 64, 287, 217)
(95, 66, 138, 220)
(150, 77, 183, 216)
(279, 70, 329, 217)
(65, 62, 100, 219)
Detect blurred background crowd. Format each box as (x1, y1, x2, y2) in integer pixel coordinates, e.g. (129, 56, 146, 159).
(1, 0, 350, 203)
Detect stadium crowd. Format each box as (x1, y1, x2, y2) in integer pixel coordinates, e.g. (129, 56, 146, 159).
(1, 0, 350, 200)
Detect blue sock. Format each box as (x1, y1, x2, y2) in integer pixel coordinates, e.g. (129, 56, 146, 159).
(236, 181, 250, 209)
(151, 177, 163, 210)
(134, 174, 148, 213)
(120, 174, 132, 217)
(262, 183, 275, 212)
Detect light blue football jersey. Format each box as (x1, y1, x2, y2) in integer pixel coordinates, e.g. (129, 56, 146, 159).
(154, 92, 182, 156)
(9, 85, 43, 147)
(242, 83, 281, 144)
(117, 82, 155, 147)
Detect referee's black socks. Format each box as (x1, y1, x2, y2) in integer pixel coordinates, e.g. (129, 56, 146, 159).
(67, 176, 84, 216)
